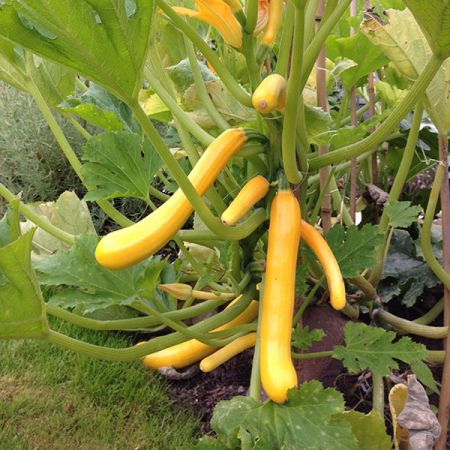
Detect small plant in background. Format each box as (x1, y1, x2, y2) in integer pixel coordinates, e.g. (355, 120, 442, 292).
(0, 0, 449, 448)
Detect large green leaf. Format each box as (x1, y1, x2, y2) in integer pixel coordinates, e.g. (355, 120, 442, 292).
(361, 8, 450, 132)
(327, 33, 389, 88)
(325, 224, 384, 278)
(211, 382, 357, 450)
(335, 410, 392, 450)
(81, 131, 162, 201)
(0, 0, 154, 100)
(0, 230, 49, 338)
(403, 0, 450, 57)
(36, 235, 171, 314)
(384, 200, 422, 229)
(333, 322, 427, 377)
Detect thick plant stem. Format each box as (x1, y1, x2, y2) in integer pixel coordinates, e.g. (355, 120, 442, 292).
(185, 38, 229, 131)
(47, 290, 255, 361)
(46, 299, 230, 331)
(436, 131, 450, 450)
(414, 298, 444, 325)
(308, 55, 442, 168)
(145, 69, 214, 146)
(157, 0, 252, 106)
(292, 350, 333, 360)
(282, 3, 306, 184)
(249, 282, 264, 401)
(275, 1, 295, 76)
(375, 309, 448, 339)
(25, 76, 132, 228)
(349, 86, 358, 222)
(0, 183, 75, 245)
(301, 0, 351, 89)
(131, 102, 266, 240)
(372, 373, 385, 420)
(369, 102, 424, 286)
(420, 164, 450, 292)
(245, 0, 259, 34)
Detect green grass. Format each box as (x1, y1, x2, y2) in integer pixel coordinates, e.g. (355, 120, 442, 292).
(0, 320, 200, 450)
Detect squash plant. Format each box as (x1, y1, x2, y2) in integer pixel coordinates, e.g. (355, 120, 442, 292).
(0, 0, 449, 448)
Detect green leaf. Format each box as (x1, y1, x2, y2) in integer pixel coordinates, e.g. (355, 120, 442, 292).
(381, 230, 439, 306)
(384, 200, 422, 228)
(292, 325, 325, 351)
(403, 0, 450, 57)
(0, 230, 49, 338)
(0, 0, 154, 100)
(361, 8, 450, 132)
(327, 33, 389, 88)
(211, 382, 357, 450)
(335, 410, 392, 450)
(304, 104, 332, 145)
(325, 224, 384, 278)
(59, 83, 135, 131)
(411, 360, 439, 394)
(333, 322, 427, 377)
(36, 234, 153, 313)
(81, 131, 162, 201)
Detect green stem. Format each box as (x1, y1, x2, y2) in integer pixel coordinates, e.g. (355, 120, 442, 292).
(0, 184, 75, 245)
(375, 309, 448, 339)
(340, 101, 372, 126)
(245, 0, 259, 34)
(185, 38, 229, 131)
(414, 298, 444, 325)
(282, 3, 306, 184)
(25, 73, 131, 228)
(46, 289, 255, 361)
(157, 0, 252, 107)
(309, 55, 443, 168)
(425, 350, 445, 364)
(293, 279, 322, 324)
(65, 115, 92, 140)
(132, 101, 266, 240)
(148, 185, 169, 202)
(275, 1, 295, 76)
(372, 373, 385, 420)
(304, 0, 321, 46)
(243, 32, 261, 92)
(46, 298, 229, 331)
(420, 163, 450, 291)
(249, 279, 264, 401)
(145, 68, 213, 146)
(301, 0, 351, 89)
(291, 350, 332, 360)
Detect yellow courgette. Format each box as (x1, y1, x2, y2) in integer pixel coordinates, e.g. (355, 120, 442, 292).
(221, 176, 270, 225)
(260, 185, 301, 403)
(96, 128, 251, 270)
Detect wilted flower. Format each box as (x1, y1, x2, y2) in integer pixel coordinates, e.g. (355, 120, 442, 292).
(254, 0, 269, 36)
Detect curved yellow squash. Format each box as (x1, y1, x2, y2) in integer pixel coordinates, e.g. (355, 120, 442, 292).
(95, 128, 246, 270)
(260, 188, 301, 403)
(143, 299, 259, 370)
(300, 220, 346, 310)
(221, 175, 269, 225)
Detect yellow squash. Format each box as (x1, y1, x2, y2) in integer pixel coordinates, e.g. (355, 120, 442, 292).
(260, 186, 301, 403)
(200, 332, 257, 372)
(252, 74, 286, 114)
(96, 128, 248, 270)
(300, 220, 346, 310)
(221, 175, 270, 225)
(143, 298, 259, 370)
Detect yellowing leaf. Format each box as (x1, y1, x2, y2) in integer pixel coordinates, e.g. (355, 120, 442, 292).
(361, 9, 450, 132)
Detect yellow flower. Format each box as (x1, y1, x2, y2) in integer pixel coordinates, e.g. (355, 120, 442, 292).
(172, 0, 243, 48)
